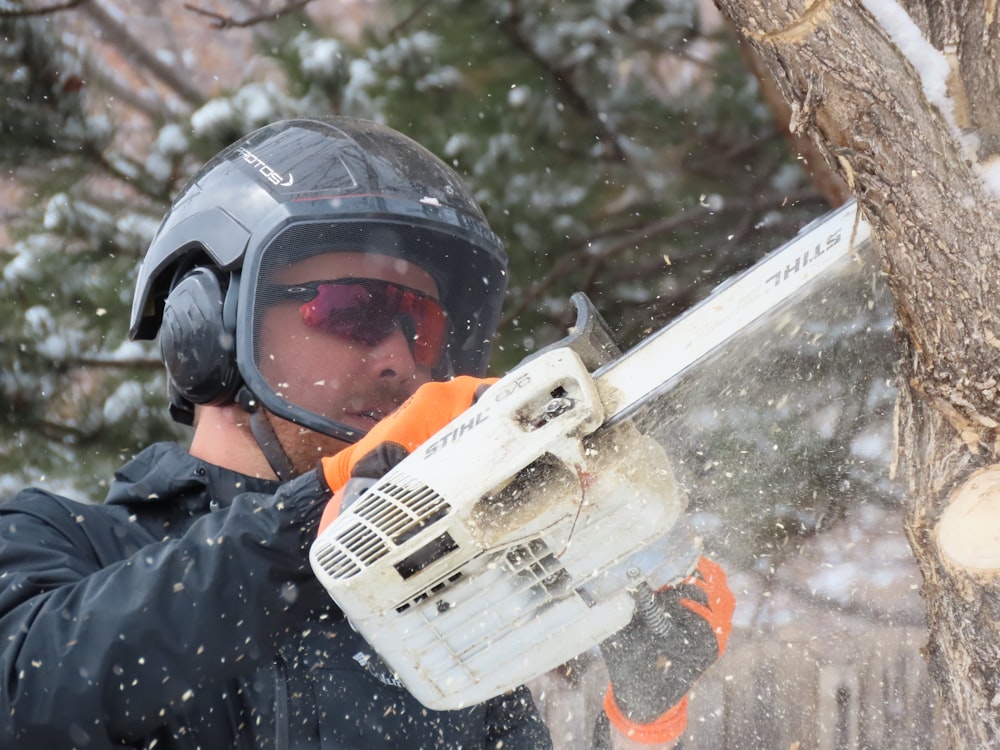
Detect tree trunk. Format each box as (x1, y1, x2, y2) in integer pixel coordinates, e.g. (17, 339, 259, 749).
(711, 0, 1000, 746)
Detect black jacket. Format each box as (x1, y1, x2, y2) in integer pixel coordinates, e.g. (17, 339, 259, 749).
(0, 443, 552, 749)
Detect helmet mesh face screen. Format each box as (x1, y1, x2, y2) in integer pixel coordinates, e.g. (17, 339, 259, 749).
(247, 222, 454, 430)
(239, 216, 505, 438)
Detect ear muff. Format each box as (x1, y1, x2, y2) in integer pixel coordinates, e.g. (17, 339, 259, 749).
(159, 267, 242, 413)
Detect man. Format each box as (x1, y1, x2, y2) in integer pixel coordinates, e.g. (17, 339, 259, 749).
(0, 116, 732, 749)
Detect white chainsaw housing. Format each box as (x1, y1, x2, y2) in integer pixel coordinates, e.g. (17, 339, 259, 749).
(309, 347, 699, 710)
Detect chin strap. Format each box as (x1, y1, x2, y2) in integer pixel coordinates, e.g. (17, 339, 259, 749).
(236, 387, 297, 481)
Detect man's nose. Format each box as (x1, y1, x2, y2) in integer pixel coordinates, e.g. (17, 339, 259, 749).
(366, 325, 419, 380)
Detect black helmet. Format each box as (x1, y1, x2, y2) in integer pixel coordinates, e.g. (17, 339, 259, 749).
(130, 116, 508, 450)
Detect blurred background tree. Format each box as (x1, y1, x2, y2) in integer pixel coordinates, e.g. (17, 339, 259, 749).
(0, 0, 835, 496)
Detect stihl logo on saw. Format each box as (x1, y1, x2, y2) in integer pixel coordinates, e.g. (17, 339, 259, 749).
(764, 229, 842, 289)
(424, 411, 489, 458)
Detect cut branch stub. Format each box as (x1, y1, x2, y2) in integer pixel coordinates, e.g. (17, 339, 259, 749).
(937, 465, 1000, 572)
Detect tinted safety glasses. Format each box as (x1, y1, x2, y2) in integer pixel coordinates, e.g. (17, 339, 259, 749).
(266, 278, 448, 367)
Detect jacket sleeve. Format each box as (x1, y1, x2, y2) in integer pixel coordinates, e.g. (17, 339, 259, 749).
(0, 469, 330, 748)
(484, 684, 554, 749)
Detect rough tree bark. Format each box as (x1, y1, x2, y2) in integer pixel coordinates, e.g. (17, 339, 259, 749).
(710, 0, 1000, 746)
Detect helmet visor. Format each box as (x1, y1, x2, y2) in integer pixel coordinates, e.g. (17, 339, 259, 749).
(241, 221, 453, 442)
(238, 215, 504, 442)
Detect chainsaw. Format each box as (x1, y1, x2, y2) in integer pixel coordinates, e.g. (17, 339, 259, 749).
(309, 200, 871, 710)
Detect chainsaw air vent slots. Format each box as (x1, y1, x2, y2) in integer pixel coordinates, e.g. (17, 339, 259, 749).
(311, 472, 451, 581)
(505, 539, 573, 599)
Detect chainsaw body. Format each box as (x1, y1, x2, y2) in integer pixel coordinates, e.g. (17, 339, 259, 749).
(309, 298, 699, 710)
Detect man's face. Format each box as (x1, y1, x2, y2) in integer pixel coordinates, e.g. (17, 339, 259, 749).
(256, 252, 440, 470)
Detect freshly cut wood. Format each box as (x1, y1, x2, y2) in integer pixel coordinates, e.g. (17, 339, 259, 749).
(937, 466, 1000, 572)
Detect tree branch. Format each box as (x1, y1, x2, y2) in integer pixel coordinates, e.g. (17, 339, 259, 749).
(499, 190, 825, 327)
(79, 0, 205, 107)
(183, 0, 314, 29)
(0, 0, 88, 17)
(386, 0, 437, 37)
(498, 0, 629, 163)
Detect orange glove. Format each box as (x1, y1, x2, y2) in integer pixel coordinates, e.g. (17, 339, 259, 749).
(318, 376, 496, 533)
(600, 556, 735, 745)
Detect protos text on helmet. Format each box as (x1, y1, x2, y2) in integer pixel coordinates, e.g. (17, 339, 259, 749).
(236, 147, 294, 188)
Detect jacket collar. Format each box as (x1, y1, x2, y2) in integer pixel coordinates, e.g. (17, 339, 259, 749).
(104, 442, 282, 511)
